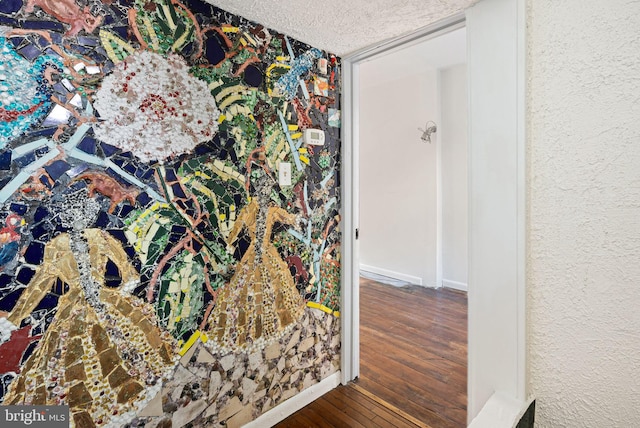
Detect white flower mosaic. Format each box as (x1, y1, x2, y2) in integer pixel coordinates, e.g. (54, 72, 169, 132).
(93, 50, 220, 163)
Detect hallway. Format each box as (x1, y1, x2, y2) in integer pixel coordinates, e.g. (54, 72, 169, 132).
(277, 278, 467, 427)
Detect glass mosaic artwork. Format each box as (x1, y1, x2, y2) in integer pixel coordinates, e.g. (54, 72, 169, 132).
(0, 1, 342, 426)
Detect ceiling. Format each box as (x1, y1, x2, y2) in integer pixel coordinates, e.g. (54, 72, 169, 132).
(360, 26, 467, 87)
(205, 0, 478, 56)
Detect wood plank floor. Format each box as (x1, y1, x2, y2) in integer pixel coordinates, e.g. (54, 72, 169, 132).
(276, 278, 468, 427)
(275, 383, 427, 428)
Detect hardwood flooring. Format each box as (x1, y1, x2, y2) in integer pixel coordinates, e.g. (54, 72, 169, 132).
(275, 383, 427, 428)
(276, 278, 468, 428)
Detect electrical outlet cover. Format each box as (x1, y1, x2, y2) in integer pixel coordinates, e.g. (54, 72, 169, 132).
(279, 162, 292, 186)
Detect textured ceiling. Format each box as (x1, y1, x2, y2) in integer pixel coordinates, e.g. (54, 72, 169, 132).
(204, 0, 478, 56)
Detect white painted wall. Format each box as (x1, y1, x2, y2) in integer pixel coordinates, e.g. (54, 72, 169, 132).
(466, 0, 527, 421)
(528, 0, 640, 426)
(440, 64, 468, 291)
(359, 65, 439, 286)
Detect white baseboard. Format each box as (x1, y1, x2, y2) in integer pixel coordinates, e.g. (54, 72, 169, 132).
(243, 371, 341, 427)
(468, 392, 533, 428)
(360, 264, 422, 286)
(443, 279, 468, 292)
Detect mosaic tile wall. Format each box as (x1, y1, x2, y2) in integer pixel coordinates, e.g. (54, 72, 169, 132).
(0, 1, 341, 426)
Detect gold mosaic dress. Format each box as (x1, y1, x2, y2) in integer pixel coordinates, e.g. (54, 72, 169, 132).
(207, 199, 305, 352)
(3, 229, 177, 428)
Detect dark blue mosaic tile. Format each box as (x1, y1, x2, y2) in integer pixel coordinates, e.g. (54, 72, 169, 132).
(77, 136, 97, 154)
(181, 41, 195, 57)
(52, 278, 69, 296)
(44, 160, 71, 181)
(22, 19, 64, 32)
(53, 223, 68, 234)
(76, 36, 99, 47)
(109, 158, 126, 170)
(244, 64, 263, 88)
(123, 244, 137, 262)
(53, 82, 69, 95)
(94, 211, 111, 228)
(0, 151, 11, 170)
(101, 60, 114, 75)
(100, 142, 120, 157)
(141, 168, 155, 180)
(44, 46, 62, 59)
(134, 167, 147, 179)
(0, 16, 18, 26)
(118, 204, 134, 218)
(70, 44, 91, 55)
(8, 36, 24, 49)
(194, 143, 216, 156)
(104, 260, 122, 288)
(17, 43, 41, 61)
(111, 26, 129, 40)
(123, 162, 136, 175)
(16, 266, 35, 285)
(0, 273, 11, 288)
(49, 32, 62, 45)
(164, 169, 178, 182)
(204, 33, 226, 65)
(184, 0, 213, 16)
(34, 293, 60, 311)
(171, 225, 187, 236)
(38, 174, 52, 188)
(33, 207, 49, 223)
(24, 241, 45, 265)
(30, 224, 49, 240)
(21, 342, 40, 366)
(87, 51, 106, 63)
(236, 236, 250, 259)
(137, 192, 152, 206)
(13, 153, 36, 168)
(0, 288, 23, 312)
(106, 229, 128, 246)
(103, 14, 115, 26)
(36, 36, 49, 49)
(171, 183, 186, 199)
(9, 203, 27, 215)
(29, 127, 57, 138)
(0, 0, 22, 15)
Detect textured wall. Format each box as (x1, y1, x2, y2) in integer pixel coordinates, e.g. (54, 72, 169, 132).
(528, 0, 640, 426)
(0, 1, 341, 427)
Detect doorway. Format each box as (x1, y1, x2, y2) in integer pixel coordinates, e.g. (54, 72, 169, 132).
(355, 24, 468, 426)
(357, 26, 468, 292)
(340, 0, 528, 424)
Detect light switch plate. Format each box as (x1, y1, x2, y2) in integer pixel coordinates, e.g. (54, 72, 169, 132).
(279, 162, 292, 186)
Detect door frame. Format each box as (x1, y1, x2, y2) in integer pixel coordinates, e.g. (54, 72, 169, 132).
(339, 0, 528, 423)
